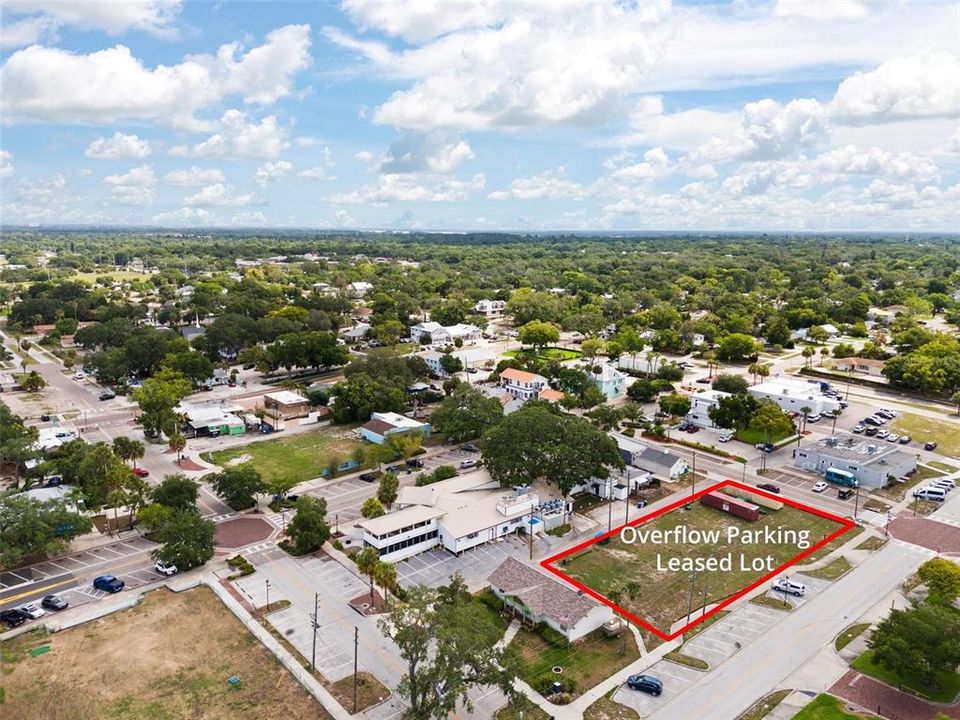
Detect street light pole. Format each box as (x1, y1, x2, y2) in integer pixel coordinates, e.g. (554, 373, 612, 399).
(691, 451, 697, 497)
(265, 579, 270, 613)
(311, 592, 319, 672)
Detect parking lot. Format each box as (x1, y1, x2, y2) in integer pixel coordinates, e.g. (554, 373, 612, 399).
(613, 580, 830, 716)
(0, 536, 157, 589)
(757, 466, 863, 515)
(395, 534, 530, 590)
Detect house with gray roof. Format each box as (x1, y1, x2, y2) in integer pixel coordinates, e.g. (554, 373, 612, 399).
(488, 557, 612, 641)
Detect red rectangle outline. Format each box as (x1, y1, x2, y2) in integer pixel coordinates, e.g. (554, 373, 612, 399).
(540, 479, 857, 641)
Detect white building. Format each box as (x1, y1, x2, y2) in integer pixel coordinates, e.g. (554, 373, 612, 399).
(488, 557, 613, 642)
(358, 474, 564, 561)
(473, 299, 506, 318)
(748, 378, 841, 415)
(686, 389, 731, 428)
(794, 434, 917, 489)
(614, 435, 689, 479)
(410, 321, 483, 346)
(499, 368, 550, 400)
(423, 347, 499, 376)
(359, 411, 431, 445)
(348, 281, 374, 298)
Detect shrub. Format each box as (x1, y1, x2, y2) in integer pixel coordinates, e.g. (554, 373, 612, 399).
(226, 555, 255, 577)
(622, 427, 635, 437)
(538, 624, 569, 648)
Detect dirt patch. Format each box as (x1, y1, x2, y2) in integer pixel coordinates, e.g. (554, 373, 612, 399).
(175, 457, 205, 471)
(226, 454, 252, 466)
(0, 586, 332, 720)
(214, 516, 274, 548)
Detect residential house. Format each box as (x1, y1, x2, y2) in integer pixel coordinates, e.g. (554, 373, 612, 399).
(340, 322, 371, 342)
(348, 281, 374, 298)
(587, 363, 627, 399)
(410, 321, 483, 345)
(473, 299, 506, 318)
(359, 411, 431, 445)
(488, 557, 613, 642)
(263, 391, 310, 420)
(423, 347, 498, 376)
(614, 435, 688, 479)
(499, 368, 550, 400)
(833, 357, 886, 377)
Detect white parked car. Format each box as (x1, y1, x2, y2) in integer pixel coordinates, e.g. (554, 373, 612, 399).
(72, 371, 85, 380)
(718, 432, 733, 443)
(459, 459, 479, 470)
(876, 429, 889, 439)
(19, 602, 46, 619)
(885, 434, 900, 443)
(811, 481, 829, 493)
(773, 578, 806, 597)
(154, 560, 178, 576)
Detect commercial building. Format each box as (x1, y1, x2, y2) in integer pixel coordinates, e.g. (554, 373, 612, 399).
(794, 434, 917, 489)
(488, 557, 613, 642)
(748, 378, 841, 416)
(357, 473, 566, 562)
(685, 389, 731, 428)
(423, 347, 499, 376)
(263, 391, 311, 420)
(177, 402, 246, 437)
(359, 411, 431, 445)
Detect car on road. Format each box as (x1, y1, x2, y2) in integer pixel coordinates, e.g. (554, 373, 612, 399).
(359, 472, 380, 482)
(72, 371, 85, 380)
(461, 443, 480, 453)
(852, 424, 865, 433)
(756, 483, 781, 494)
(755, 442, 775, 453)
(466, 367, 479, 374)
(99, 390, 116, 401)
(387, 465, 404, 474)
(925, 441, 938, 451)
(93, 575, 125, 593)
(132, 467, 150, 478)
(41, 594, 69, 611)
(460, 459, 479, 469)
(812, 481, 828, 493)
(0, 609, 29, 628)
(899, 435, 911, 444)
(773, 577, 806, 596)
(627, 674, 663, 696)
(39, 413, 51, 421)
(838, 488, 853, 500)
(718, 432, 733, 443)
(154, 560, 178, 576)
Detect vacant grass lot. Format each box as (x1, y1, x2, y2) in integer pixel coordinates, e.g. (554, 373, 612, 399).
(504, 628, 639, 699)
(205, 427, 365, 484)
(791, 693, 878, 719)
(802, 556, 852, 580)
(893, 413, 960, 457)
(557, 504, 845, 634)
(0, 587, 330, 720)
(503, 346, 582, 362)
(852, 649, 960, 703)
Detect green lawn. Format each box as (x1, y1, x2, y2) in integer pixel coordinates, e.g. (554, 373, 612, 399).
(929, 461, 959, 473)
(874, 465, 945, 502)
(558, 504, 845, 633)
(851, 649, 960, 703)
(470, 590, 510, 646)
(205, 427, 366, 484)
(584, 695, 640, 719)
(835, 623, 870, 652)
(738, 689, 792, 720)
(503, 346, 582, 362)
(801, 557, 852, 581)
(736, 427, 794, 445)
(855, 537, 887, 552)
(792, 694, 878, 719)
(504, 627, 639, 699)
(73, 270, 150, 284)
(496, 697, 550, 720)
(893, 413, 960, 457)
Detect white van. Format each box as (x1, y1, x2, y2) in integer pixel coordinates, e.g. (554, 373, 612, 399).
(914, 486, 947, 502)
(929, 479, 955, 492)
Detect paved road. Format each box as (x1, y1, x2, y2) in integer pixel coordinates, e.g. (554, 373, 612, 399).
(648, 536, 933, 720)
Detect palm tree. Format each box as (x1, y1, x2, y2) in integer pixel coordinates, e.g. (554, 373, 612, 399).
(113, 437, 145, 469)
(757, 363, 771, 383)
(168, 431, 186, 464)
(799, 406, 812, 437)
(819, 347, 829, 366)
(748, 362, 761, 385)
(801, 347, 815, 368)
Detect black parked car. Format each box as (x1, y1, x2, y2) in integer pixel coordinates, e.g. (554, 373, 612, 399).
(756, 483, 781, 494)
(39, 414, 51, 422)
(1, 608, 29, 628)
(99, 391, 116, 401)
(405, 458, 424, 468)
(627, 674, 663, 696)
(41, 594, 69, 611)
(925, 441, 938, 451)
(359, 472, 380, 483)
(461, 443, 480, 453)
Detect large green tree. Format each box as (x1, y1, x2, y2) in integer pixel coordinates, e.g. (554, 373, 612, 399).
(210, 466, 265, 510)
(151, 473, 199, 510)
(869, 603, 960, 690)
(430, 384, 504, 442)
(287, 496, 330, 554)
(481, 402, 623, 494)
(0, 495, 94, 569)
(152, 510, 215, 570)
(518, 320, 560, 352)
(133, 368, 192, 438)
(708, 393, 760, 431)
(716, 333, 759, 362)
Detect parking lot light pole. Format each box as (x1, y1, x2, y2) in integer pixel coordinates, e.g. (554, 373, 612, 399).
(311, 592, 319, 672)
(265, 579, 270, 613)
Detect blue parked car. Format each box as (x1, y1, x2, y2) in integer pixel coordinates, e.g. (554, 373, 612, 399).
(93, 575, 125, 593)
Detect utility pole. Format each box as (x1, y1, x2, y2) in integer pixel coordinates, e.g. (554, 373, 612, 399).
(528, 509, 534, 560)
(353, 627, 359, 713)
(691, 451, 697, 496)
(853, 481, 861, 519)
(311, 592, 319, 672)
(685, 567, 698, 625)
(265, 579, 270, 613)
(607, 476, 614, 533)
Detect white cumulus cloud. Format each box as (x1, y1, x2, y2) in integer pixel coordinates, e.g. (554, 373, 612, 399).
(488, 167, 585, 200)
(0, 150, 14, 178)
(327, 173, 485, 204)
(163, 166, 225, 186)
(254, 160, 292, 186)
(171, 110, 290, 160)
(183, 182, 256, 207)
(102, 163, 156, 205)
(84, 132, 151, 160)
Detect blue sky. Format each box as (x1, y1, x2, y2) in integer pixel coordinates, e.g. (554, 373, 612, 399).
(1, 0, 958, 231)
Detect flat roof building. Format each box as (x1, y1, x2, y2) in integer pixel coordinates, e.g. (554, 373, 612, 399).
(748, 378, 840, 416)
(794, 434, 917, 489)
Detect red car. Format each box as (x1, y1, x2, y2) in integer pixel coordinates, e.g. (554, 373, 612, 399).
(132, 467, 150, 478)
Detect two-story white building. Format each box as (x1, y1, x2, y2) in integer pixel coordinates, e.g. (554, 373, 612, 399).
(423, 348, 499, 376)
(499, 368, 550, 400)
(473, 299, 506, 318)
(410, 321, 483, 346)
(686, 389, 731, 428)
